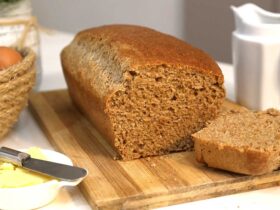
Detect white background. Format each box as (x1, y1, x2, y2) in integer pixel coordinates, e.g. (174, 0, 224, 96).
(31, 0, 279, 63)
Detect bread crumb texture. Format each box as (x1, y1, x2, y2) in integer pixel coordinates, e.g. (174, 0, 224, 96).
(192, 109, 280, 175)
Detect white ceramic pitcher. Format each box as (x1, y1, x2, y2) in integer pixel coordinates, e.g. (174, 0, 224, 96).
(232, 3, 280, 110)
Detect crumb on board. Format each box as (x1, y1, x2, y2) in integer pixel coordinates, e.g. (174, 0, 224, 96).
(150, 162, 156, 167)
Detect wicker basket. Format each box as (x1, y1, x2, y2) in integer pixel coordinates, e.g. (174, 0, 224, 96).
(0, 47, 35, 138)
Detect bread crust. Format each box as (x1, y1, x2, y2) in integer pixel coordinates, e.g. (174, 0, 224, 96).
(62, 64, 116, 147)
(75, 24, 223, 80)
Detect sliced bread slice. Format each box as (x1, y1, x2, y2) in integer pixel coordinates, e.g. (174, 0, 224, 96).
(192, 109, 280, 175)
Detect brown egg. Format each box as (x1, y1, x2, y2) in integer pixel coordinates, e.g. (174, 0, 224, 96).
(0, 47, 23, 70)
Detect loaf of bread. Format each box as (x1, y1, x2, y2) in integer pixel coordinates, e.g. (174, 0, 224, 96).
(192, 109, 280, 175)
(61, 25, 225, 160)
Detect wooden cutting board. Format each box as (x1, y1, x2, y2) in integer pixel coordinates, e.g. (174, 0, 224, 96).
(29, 90, 280, 210)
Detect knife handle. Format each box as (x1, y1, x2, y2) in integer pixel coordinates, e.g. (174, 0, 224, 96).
(0, 147, 30, 166)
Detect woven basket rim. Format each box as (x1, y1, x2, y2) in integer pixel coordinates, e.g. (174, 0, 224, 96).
(0, 46, 36, 139)
(1, 47, 34, 68)
(0, 47, 36, 83)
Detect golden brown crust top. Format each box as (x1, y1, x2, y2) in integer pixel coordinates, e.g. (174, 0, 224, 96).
(75, 24, 223, 78)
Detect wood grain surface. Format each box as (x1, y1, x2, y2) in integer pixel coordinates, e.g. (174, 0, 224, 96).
(29, 90, 280, 210)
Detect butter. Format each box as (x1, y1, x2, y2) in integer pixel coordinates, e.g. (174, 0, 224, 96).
(0, 147, 52, 188)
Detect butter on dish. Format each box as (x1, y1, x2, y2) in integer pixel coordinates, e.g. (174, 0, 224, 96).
(0, 147, 52, 188)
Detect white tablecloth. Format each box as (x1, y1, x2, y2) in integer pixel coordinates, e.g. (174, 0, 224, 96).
(0, 30, 279, 210)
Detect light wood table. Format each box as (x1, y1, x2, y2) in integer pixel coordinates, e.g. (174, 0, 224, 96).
(0, 30, 279, 210)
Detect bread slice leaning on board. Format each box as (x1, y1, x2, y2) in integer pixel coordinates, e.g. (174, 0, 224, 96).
(60, 24, 225, 160)
(192, 109, 280, 175)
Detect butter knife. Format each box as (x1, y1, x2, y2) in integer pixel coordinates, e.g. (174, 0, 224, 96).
(0, 147, 87, 182)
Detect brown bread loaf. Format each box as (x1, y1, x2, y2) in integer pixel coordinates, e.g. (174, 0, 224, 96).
(192, 109, 280, 175)
(61, 24, 225, 160)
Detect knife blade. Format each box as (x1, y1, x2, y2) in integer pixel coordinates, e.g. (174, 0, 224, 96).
(0, 147, 87, 182)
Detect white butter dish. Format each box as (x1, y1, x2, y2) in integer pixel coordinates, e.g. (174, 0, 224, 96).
(0, 149, 84, 210)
